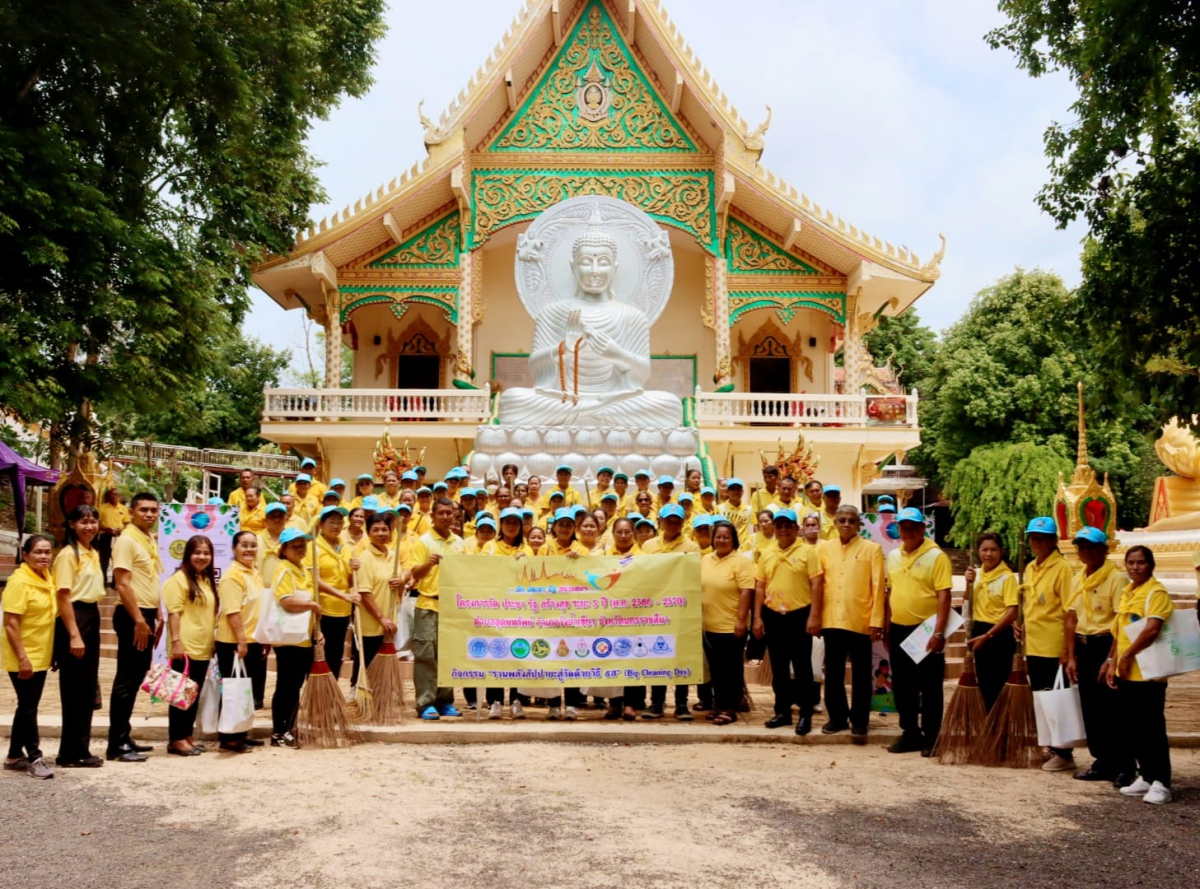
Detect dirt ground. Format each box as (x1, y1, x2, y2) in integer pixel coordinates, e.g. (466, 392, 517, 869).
(1, 742, 1197, 889)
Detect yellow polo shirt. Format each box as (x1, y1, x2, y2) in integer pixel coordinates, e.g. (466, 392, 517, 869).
(972, 565, 1019, 625)
(750, 488, 780, 516)
(818, 536, 886, 634)
(239, 502, 266, 534)
(53, 545, 105, 604)
(537, 539, 589, 557)
(162, 571, 216, 660)
(376, 490, 403, 510)
(410, 510, 433, 537)
(886, 538, 952, 626)
(355, 542, 408, 637)
(588, 486, 615, 509)
(641, 535, 700, 555)
(256, 530, 284, 590)
(227, 487, 250, 509)
(1068, 563, 1127, 636)
(756, 540, 822, 614)
(1113, 579, 1174, 682)
(605, 544, 642, 556)
(701, 551, 755, 633)
(99, 502, 130, 532)
(1023, 551, 1073, 658)
(304, 536, 352, 618)
(483, 540, 535, 557)
(289, 478, 327, 501)
(216, 561, 262, 644)
(753, 534, 776, 564)
(111, 524, 162, 609)
(819, 511, 838, 540)
(1, 564, 58, 671)
(412, 530, 464, 612)
(721, 502, 754, 552)
(549, 485, 582, 508)
(273, 561, 315, 647)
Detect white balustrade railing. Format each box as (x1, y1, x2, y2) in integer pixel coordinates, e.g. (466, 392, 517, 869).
(262, 387, 492, 423)
(694, 389, 918, 428)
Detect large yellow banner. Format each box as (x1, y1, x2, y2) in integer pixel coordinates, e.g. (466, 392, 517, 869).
(438, 553, 702, 688)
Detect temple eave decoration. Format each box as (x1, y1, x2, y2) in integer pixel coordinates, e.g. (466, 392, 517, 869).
(1053, 382, 1118, 541)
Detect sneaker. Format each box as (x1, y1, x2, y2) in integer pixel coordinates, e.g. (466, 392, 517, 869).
(747, 659, 762, 667)
(488, 701, 503, 720)
(547, 707, 562, 721)
(674, 707, 695, 721)
(270, 732, 299, 747)
(511, 700, 526, 720)
(564, 707, 578, 721)
(813, 704, 824, 714)
(27, 757, 54, 780)
(1120, 776, 1151, 796)
(1143, 781, 1172, 805)
(420, 706, 441, 721)
(438, 704, 463, 718)
(641, 706, 664, 720)
(1042, 754, 1076, 772)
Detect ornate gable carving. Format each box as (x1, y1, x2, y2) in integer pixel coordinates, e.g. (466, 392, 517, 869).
(368, 212, 460, 269)
(726, 218, 818, 276)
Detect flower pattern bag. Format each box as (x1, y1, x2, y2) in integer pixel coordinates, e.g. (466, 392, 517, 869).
(140, 655, 199, 714)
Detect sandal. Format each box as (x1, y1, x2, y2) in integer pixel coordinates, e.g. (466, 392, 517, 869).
(712, 712, 737, 726)
(622, 706, 637, 722)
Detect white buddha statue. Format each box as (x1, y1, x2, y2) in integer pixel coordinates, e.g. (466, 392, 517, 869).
(498, 223, 683, 428)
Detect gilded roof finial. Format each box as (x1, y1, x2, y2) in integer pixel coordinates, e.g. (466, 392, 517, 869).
(1071, 380, 1095, 486)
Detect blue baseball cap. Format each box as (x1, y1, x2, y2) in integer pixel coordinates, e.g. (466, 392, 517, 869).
(448, 467, 468, 479)
(773, 508, 798, 524)
(300, 458, 316, 469)
(897, 507, 926, 524)
(597, 466, 615, 476)
(295, 473, 312, 484)
(1073, 526, 1107, 545)
(635, 517, 657, 530)
(356, 473, 374, 482)
(318, 505, 348, 522)
(396, 502, 413, 513)
(521, 508, 534, 519)
(265, 502, 287, 516)
(500, 507, 524, 521)
(555, 463, 572, 474)
(360, 495, 379, 510)
(1025, 516, 1057, 536)
(879, 503, 897, 514)
(460, 488, 478, 498)
(475, 517, 497, 531)
(726, 478, 744, 489)
(824, 485, 841, 495)
(678, 492, 694, 502)
(700, 486, 715, 496)
(877, 494, 895, 503)
(692, 514, 713, 529)
(626, 512, 645, 522)
(417, 486, 432, 496)
(635, 470, 652, 479)
(207, 496, 224, 505)
(659, 503, 685, 520)
(572, 504, 589, 517)
(553, 507, 576, 524)
(548, 489, 565, 500)
(601, 492, 619, 502)
(432, 481, 448, 492)
(329, 478, 345, 488)
(401, 470, 418, 481)
(414, 465, 427, 473)
(322, 489, 340, 501)
(278, 527, 310, 545)
(614, 472, 629, 481)
(657, 475, 675, 486)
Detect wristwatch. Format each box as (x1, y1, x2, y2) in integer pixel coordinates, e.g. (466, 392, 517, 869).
(934, 632, 946, 641)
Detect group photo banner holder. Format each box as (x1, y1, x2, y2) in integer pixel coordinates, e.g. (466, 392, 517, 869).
(438, 554, 703, 688)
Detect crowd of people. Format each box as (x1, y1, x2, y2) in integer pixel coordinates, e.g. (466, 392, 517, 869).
(1, 456, 1185, 804)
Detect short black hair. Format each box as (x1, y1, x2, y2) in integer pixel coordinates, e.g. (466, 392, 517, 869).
(130, 492, 159, 508)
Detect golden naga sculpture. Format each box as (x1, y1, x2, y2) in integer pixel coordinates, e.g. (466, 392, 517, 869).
(1141, 415, 1200, 531)
(762, 434, 821, 484)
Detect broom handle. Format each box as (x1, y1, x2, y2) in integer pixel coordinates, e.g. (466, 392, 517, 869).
(311, 540, 321, 645)
(1015, 531, 1027, 661)
(583, 477, 591, 511)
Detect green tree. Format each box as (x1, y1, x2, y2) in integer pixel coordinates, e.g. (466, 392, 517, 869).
(988, 2, 1200, 419)
(863, 309, 939, 391)
(0, 0, 385, 467)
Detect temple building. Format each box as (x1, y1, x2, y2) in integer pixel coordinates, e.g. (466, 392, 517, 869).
(251, 0, 942, 495)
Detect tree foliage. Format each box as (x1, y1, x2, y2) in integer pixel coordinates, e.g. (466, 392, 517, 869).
(0, 0, 385, 463)
(988, 1, 1200, 419)
(863, 309, 939, 392)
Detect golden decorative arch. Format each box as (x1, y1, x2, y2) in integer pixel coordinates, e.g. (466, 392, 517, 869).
(734, 315, 814, 392)
(374, 314, 453, 387)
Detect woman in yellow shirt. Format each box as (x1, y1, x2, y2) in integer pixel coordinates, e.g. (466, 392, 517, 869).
(478, 509, 533, 719)
(1105, 545, 1175, 804)
(963, 532, 1018, 711)
(538, 510, 588, 557)
(576, 514, 605, 555)
(341, 506, 368, 553)
(215, 531, 267, 751)
(702, 521, 755, 726)
(3, 535, 57, 779)
(605, 518, 640, 557)
(307, 506, 359, 681)
(53, 505, 106, 767)
(270, 528, 323, 748)
(162, 536, 218, 756)
(348, 473, 375, 510)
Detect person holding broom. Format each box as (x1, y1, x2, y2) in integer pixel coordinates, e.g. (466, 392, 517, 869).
(1065, 526, 1128, 784)
(270, 528, 324, 748)
(409, 498, 465, 721)
(307, 506, 359, 682)
(355, 512, 409, 671)
(885, 508, 952, 756)
(1020, 516, 1077, 773)
(964, 532, 1019, 712)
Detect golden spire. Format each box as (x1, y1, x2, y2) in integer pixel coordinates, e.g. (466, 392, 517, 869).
(1071, 381, 1095, 486)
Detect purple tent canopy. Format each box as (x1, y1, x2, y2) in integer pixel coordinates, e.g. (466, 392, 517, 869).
(0, 441, 59, 536)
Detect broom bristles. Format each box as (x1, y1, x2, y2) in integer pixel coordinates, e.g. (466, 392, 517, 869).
(297, 643, 363, 748)
(934, 648, 986, 765)
(365, 640, 407, 724)
(973, 654, 1039, 768)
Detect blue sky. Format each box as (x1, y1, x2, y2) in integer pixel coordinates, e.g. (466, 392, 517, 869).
(244, 0, 1084, 373)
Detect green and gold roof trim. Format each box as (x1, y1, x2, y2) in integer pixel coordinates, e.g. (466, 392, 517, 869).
(339, 284, 459, 324)
(729, 291, 846, 326)
(725, 217, 819, 276)
(367, 212, 460, 269)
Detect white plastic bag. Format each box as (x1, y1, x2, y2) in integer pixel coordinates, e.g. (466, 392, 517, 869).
(1033, 665, 1087, 748)
(394, 596, 417, 653)
(196, 661, 222, 735)
(1123, 595, 1200, 680)
(810, 636, 825, 683)
(218, 656, 255, 735)
(255, 586, 311, 646)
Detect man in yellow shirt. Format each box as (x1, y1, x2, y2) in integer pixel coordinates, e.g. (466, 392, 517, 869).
(654, 475, 676, 512)
(288, 457, 327, 501)
(257, 502, 288, 586)
(1065, 526, 1127, 783)
(589, 467, 616, 508)
(753, 508, 823, 735)
(98, 488, 131, 583)
(1024, 515, 1080, 772)
(697, 485, 718, 516)
(771, 476, 800, 515)
(107, 492, 162, 762)
(227, 468, 256, 508)
(239, 486, 267, 533)
(885, 507, 951, 755)
(550, 464, 582, 508)
(814, 505, 885, 736)
(750, 464, 780, 515)
(819, 485, 841, 540)
(720, 479, 754, 553)
(409, 498, 465, 720)
(612, 473, 631, 513)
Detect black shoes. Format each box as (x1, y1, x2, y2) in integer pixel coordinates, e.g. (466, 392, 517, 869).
(887, 735, 925, 754)
(57, 755, 104, 768)
(765, 714, 792, 729)
(821, 722, 849, 735)
(674, 707, 694, 722)
(1074, 767, 1114, 782)
(850, 725, 868, 738)
(106, 745, 148, 763)
(641, 706, 664, 720)
(243, 738, 265, 747)
(795, 716, 813, 736)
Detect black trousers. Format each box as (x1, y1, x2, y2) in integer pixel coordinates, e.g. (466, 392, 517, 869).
(54, 602, 101, 762)
(619, 684, 686, 710)
(272, 646, 314, 735)
(215, 641, 267, 742)
(359, 634, 385, 672)
(745, 633, 767, 661)
(762, 606, 814, 718)
(1075, 633, 1124, 774)
(320, 614, 351, 680)
(7, 670, 47, 760)
(823, 628, 872, 730)
(703, 631, 745, 712)
(107, 606, 158, 753)
(167, 657, 209, 743)
(96, 533, 114, 583)
(1027, 655, 1072, 758)
(970, 622, 1015, 712)
(890, 622, 944, 746)
(1118, 679, 1170, 786)
(547, 688, 584, 708)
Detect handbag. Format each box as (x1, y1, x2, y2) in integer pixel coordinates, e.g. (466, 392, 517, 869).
(218, 656, 256, 735)
(255, 585, 312, 646)
(141, 655, 199, 713)
(394, 596, 417, 653)
(1124, 592, 1200, 680)
(196, 660, 222, 734)
(1033, 665, 1087, 748)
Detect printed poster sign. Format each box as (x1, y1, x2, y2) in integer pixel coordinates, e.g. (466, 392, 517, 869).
(438, 553, 702, 688)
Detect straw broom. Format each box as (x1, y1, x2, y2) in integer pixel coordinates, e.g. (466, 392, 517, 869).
(296, 540, 362, 748)
(973, 537, 1039, 768)
(934, 562, 986, 764)
(350, 583, 375, 721)
(365, 534, 407, 724)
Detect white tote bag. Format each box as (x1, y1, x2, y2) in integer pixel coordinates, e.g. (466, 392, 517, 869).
(1033, 665, 1087, 748)
(196, 661, 222, 735)
(218, 656, 256, 735)
(1123, 595, 1200, 681)
(811, 636, 825, 683)
(255, 585, 311, 646)
(394, 596, 417, 653)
